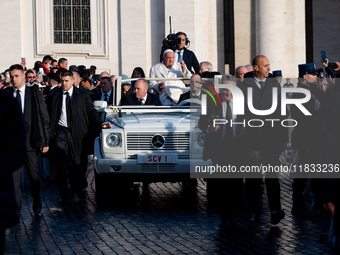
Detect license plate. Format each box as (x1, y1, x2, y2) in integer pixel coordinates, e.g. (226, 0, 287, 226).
(137, 153, 178, 164)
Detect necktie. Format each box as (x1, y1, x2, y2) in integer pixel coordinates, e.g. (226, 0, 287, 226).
(225, 100, 233, 138)
(259, 81, 265, 90)
(16, 90, 22, 112)
(139, 99, 145, 105)
(104, 93, 108, 102)
(65, 92, 72, 127)
(178, 51, 182, 63)
(192, 95, 200, 99)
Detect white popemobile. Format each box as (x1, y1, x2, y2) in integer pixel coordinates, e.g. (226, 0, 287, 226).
(93, 76, 212, 195)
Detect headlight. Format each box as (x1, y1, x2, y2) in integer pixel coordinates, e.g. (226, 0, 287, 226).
(197, 133, 206, 147)
(106, 133, 121, 147)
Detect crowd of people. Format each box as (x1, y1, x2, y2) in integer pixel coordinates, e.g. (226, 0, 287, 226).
(1, 30, 340, 253)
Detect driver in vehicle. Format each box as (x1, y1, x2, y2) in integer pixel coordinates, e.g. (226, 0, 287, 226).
(121, 78, 161, 106)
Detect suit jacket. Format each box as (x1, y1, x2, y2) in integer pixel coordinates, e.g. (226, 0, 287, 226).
(182, 48, 200, 74)
(48, 86, 103, 163)
(291, 81, 323, 161)
(198, 93, 247, 164)
(178, 91, 204, 105)
(6, 85, 50, 151)
(0, 90, 26, 229)
(312, 83, 340, 205)
(121, 93, 162, 106)
(91, 89, 114, 105)
(241, 75, 287, 163)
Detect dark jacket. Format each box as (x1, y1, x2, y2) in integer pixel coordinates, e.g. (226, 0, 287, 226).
(48, 86, 103, 164)
(0, 90, 26, 229)
(198, 92, 247, 164)
(183, 48, 200, 74)
(291, 81, 323, 161)
(241, 75, 287, 163)
(121, 93, 162, 106)
(91, 89, 114, 105)
(313, 83, 340, 216)
(6, 85, 50, 151)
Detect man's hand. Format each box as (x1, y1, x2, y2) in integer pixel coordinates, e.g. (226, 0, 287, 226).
(334, 61, 340, 72)
(101, 122, 112, 129)
(251, 150, 260, 161)
(181, 60, 187, 74)
(36, 76, 43, 84)
(321, 58, 328, 67)
(40, 146, 49, 153)
(323, 202, 335, 216)
(208, 124, 220, 133)
(158, 82, 165, 92)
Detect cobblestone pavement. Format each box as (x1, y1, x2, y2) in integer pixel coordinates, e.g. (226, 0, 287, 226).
(4, 164, 336, 255)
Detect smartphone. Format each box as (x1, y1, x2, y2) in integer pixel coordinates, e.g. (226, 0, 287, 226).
(21, 57, 26, 67)
(38, 67, 44, 78)
(321, 51, 326, 62)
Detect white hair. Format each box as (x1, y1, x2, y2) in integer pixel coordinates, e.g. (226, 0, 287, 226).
(200, 61, 213, 71)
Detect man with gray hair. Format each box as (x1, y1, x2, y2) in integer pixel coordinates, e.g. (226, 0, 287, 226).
(149, 49, 191, 105)
(199, 61, 213, 75)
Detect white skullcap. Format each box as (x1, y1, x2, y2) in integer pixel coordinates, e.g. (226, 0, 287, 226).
(163, 49, 174, 56)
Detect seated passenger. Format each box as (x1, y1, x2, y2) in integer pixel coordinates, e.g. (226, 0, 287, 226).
(121, 79, 161, 106)
(149, 49, 191, 105)
(178, 74, 202, 105)
(91, 76, 113, 105)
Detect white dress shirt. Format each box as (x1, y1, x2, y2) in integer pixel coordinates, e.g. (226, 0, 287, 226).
(254, 76, 266, 89)
(58, 86, 74, 128)
(14, 85, 26, 113)
(221, 97, 237, 137)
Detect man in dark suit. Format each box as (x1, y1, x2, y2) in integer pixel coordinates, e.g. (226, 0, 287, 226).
(121, 79, 161, 106)
(73, 71, 94, 96)
(175, 32, 200, 74)
(242, 55, 287, 224)
(178, 74, 202, 104)
(47, 71, 111, 203)
(313, 78, 340, 249)
(0, 90, 26, 254)
(6, 64, 50, 215)
(91, 76, 114, 105)
(291, 63, 323, 215)
(199, 74, 245, 228)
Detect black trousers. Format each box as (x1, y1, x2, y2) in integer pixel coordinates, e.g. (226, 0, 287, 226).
(207, 178, 243, 220)
(13, 150, 41, 209)
(54, 125, 83, 198)
(246, 177, 281, 214)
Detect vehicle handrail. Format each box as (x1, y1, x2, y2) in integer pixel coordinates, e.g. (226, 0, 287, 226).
(105, 105, 201, 114)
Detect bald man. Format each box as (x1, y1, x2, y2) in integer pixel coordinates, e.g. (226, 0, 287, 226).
(234, 66, 248, 81)
(241, 55, 287, 225)
(121, 79, 161, 106)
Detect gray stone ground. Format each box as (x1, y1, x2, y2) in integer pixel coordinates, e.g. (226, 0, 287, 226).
(4, 163, 336, 255)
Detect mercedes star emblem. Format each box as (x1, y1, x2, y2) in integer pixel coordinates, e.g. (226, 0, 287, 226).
(151, 134, 165, 148)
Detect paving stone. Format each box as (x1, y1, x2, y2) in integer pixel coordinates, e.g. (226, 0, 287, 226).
(3, 163, 336, 254)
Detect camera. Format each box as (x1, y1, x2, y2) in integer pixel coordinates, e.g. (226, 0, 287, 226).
(159, 33, 181, 61)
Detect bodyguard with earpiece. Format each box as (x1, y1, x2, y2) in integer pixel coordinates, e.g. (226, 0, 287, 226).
(174, 31, 200, 74)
